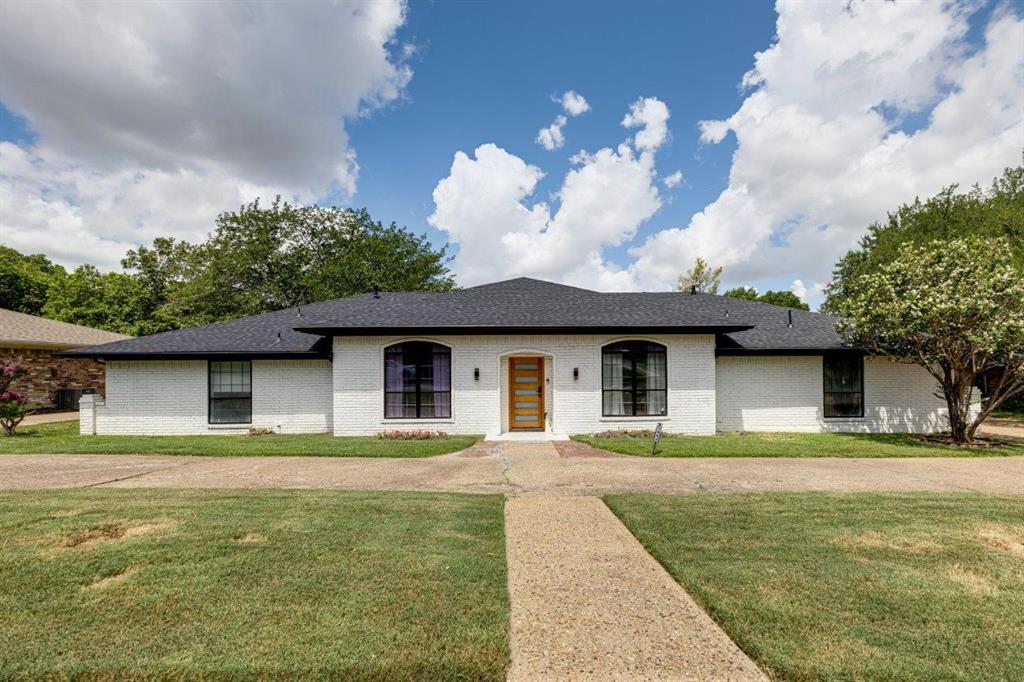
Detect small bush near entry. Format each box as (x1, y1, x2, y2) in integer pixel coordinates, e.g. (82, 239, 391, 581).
(374, 430, 450, 440)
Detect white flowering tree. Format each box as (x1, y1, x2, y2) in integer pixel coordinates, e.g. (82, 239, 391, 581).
(832, 237, 1024, 444)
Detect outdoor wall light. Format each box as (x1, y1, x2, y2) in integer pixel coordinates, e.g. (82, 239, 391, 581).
(474, 368, 480, 381)
(573, 367, 579, 380)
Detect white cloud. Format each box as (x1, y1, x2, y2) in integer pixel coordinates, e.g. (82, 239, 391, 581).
(629, 1, 1023, 304)
(559, 90, 591, 116)
(434, 3, 1020, 306)
(432, 98, 669, 287)
(622, 97, 670, 152)
(662, 170, 684, 188)
(536, 90, 592, 151)
(0, 0, 410, 267)
(536, 115, 568, 151)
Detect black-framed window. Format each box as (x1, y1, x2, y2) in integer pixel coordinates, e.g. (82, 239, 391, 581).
(823, 354, 864, 418)
(602, 341, 667, 417)
(209, 360, 252, 424)
(384, 342, 452, 419)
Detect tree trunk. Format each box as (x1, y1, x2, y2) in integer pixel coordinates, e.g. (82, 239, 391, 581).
(942, 367, 973, 444)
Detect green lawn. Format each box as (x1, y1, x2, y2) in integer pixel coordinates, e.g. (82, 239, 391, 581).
(606, 492, 1024, 681)
(0, 421, 481, 457)
(0, 489, 508, 680)
(574, 430, 1024, 457)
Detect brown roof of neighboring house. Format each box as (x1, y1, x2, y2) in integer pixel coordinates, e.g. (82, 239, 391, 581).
(0, 308, 131, 350)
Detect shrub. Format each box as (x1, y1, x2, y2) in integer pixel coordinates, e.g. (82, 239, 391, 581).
(247, 427, 275, 437)
(374, 430, 450, 440)
(0, 363, 35, 436)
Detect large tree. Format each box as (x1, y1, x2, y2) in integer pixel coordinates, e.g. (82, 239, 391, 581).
(832, 237, 1023, 444)
(0, 246, 65, 315)
(825, 166, 1024, 312)
(165, 200, 457, 326)
(723, 286, 809, 311)
(676, 257, 722, 294)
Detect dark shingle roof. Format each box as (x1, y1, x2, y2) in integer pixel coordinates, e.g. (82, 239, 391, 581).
(62, 277, 851, 358)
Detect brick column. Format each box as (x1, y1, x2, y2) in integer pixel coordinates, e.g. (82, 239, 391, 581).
(79, 394, 99, 435)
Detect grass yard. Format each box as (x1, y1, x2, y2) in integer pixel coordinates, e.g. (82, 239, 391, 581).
(0, 420, 481, 457)
(605, 492, 1024, 681)
(0, 489, 508, 680)
(574, 430, 1024, 458)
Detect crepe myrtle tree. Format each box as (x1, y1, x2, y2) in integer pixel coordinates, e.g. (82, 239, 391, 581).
(0, 362, 35, 436)
(833, 237, 1024, 444)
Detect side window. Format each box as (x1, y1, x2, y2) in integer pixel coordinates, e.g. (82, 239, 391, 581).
(209, 360, 252, 424)
(823, 354, 864, 418)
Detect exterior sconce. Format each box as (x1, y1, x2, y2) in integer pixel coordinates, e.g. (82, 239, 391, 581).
(573, 367, 579, 380)
(474, 368, 480, 381)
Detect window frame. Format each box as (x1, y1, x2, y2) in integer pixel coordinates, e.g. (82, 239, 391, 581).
(383, 342, 453, 420)
(600, 340, 668, 418)
(822, 353, 865, 419)
(208, 360, 252, 425)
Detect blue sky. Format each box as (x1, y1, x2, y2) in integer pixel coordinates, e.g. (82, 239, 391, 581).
(0, 1, 1021, 308)
(348, 0, 773, 248)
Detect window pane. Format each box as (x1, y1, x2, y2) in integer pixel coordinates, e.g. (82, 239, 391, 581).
(823, 355, 863, 418)
(383, 342, 451, 419)
(210, 398, 251, 424)
(209, 361, 251, 423)
(601, 342, 667, 416)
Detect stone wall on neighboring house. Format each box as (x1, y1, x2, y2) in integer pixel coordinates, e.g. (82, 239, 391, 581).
(0, 346, 107, 408)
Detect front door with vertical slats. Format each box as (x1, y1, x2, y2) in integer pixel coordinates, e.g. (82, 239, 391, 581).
(509, 356, 544, 430)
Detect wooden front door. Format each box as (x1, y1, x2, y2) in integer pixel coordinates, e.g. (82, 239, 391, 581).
(509, 357, 545, 430)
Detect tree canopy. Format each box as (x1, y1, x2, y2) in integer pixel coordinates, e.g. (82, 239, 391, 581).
(676, 257, 722, 294)
(5, 200, 457, 335)
(723, 286, 809, 311)
(832, 237, 1023, 443)
(0, 246, 65, 316)
(824, 166, 1024, 312)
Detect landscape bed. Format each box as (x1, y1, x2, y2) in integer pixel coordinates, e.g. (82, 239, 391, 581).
(605, 492, 1024, 681)
(574, 430, 1024, 458)
(0, 489, 509, 680)
(0, 421, 482, 457)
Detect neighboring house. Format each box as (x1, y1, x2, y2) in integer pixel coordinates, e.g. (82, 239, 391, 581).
(0, 308, 131, 409)
(64, 278, 950, 437)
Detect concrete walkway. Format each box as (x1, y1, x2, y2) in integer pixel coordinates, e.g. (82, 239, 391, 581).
(20, 411, 78, 425)
(506, 494, 766, 680)
(2, 443, 1023, 494)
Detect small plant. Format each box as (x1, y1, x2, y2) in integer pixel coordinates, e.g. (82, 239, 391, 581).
(0, 363, 36, 436)
(247, 427, 275, 437)
(374, 430, 449, 440)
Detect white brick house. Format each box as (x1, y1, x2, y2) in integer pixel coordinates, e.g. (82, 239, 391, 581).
(68, 278, 950, 437)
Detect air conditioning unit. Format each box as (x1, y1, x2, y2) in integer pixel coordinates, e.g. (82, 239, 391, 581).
(56, 387, 96, 411)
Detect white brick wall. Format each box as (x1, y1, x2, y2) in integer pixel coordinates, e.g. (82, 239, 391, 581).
(88, 343, 956, 437)
(332, 334, 718, 436)
(715, 355, 951, 433)
(94, 359, 332, 435)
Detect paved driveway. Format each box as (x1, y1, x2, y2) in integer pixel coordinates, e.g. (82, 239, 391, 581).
(2, 442, 1022, 494)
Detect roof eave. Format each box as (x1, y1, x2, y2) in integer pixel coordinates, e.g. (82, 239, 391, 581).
(54, 350, 330, 360)
(292, 324, 756, 336)
(714, 346, 862, 357)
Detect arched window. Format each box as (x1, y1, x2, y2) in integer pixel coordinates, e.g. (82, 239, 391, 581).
(384, 342, 452, 419)
(601, 341, 667, 417)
